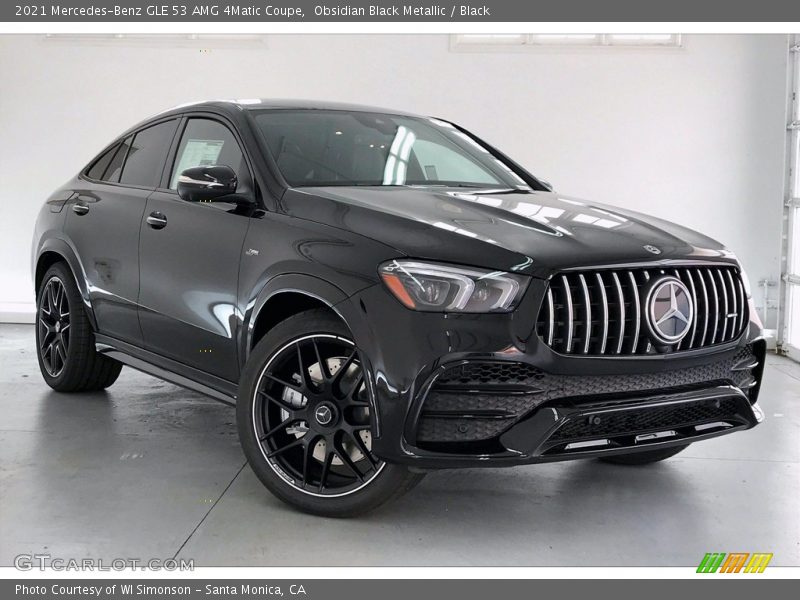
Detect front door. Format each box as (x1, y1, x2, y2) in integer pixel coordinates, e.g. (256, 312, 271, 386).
(138, 117, 254, 382)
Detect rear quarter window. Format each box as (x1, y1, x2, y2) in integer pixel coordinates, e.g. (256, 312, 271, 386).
(86, 143, 120, 181)
(119, 120, 179, 188)
(103, 137, 132, 183)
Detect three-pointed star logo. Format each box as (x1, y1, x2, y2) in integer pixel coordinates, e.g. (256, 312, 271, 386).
(315, 405, 333, 425)
(649, 279, 693, 343)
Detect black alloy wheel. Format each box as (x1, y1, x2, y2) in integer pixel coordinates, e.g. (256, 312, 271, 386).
(38, 276, 71, 377)
(35, 262, 122, 392)
(252, 333, 385, 496)
(237, 309, 424, 517)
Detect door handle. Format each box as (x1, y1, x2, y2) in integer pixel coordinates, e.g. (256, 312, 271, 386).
(146, 212, 167, 230)
(72, 204, 89, 216)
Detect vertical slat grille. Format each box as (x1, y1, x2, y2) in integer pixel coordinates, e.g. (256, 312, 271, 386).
(536, 265, 748, 356)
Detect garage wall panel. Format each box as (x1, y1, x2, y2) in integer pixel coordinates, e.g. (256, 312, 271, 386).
(0, 34, 787, 327)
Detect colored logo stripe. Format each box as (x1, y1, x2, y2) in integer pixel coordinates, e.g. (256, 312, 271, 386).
(697, 552, 772, 573)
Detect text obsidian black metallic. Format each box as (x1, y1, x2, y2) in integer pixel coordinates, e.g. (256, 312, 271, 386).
(31, 100, 767, 516)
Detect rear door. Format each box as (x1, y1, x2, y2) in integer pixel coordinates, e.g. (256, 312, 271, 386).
(138, 115, 255, 382)
(65, 118, 179, 345)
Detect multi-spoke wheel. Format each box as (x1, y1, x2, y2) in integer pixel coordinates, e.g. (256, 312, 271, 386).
(238, 309, 424, 516)
(35, 262, 122, 392)
(254, 334, 384, 495)
(38, 277, 71, 377)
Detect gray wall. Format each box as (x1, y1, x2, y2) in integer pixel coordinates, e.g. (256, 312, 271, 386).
(0, 34, 788, 326)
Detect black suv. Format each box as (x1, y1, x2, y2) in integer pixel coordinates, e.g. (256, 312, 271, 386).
(32, 100, 766, 516)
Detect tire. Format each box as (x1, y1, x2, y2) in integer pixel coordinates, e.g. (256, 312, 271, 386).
(599, 443, 690, 465)
(237, 309, 424, 517)
(35, 262, 122, 392)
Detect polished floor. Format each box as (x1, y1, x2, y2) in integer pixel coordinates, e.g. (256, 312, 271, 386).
(0, 323, 798, 566)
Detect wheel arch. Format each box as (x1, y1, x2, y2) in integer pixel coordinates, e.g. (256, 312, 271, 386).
(242, 274, 353, 367)
(34, 240, 96, 329)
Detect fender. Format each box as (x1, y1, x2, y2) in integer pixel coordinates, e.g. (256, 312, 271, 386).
(35, 236, 97, 330)
(239, 272, 354, 368)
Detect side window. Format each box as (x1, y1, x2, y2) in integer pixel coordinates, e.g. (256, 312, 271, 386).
(119, 120, 178, 187)
(169, 118, 247, 190)
(103, 136, 132, 183)
(86, 143, 120, 180)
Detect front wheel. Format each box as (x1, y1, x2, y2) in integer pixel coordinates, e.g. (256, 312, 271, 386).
(237, 309, 424, 517)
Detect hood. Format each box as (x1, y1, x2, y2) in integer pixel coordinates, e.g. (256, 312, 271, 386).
(281, 187, 736, 277)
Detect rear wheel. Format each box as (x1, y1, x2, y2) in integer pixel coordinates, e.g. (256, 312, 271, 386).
(35, 262, 122, 392)
(599, 443, 690, 465)
(237, 309, 424, 517)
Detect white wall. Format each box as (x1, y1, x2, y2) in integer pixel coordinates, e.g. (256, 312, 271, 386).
(0, 34, 788, 326)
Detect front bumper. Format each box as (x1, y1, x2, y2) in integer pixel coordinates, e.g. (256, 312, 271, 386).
(337, 281, 766, 469)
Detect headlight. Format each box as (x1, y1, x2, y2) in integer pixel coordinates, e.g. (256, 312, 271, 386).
(379, 260, 529, 312)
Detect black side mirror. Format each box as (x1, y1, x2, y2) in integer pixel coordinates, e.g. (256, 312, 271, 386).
(177, 165, 238, 203)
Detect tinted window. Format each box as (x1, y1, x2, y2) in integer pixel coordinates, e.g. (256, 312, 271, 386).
(86, 143, 120, 180)
(169, 119, 247, 190)
(253, 110, 527, 189)
(103, 136, 132, 183)
(119, 120, 178, 187)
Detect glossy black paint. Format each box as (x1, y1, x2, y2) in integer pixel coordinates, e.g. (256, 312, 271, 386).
(32, 99, 763, 469)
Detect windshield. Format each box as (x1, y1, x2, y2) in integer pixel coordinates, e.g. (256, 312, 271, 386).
(252, 109, 531, 189)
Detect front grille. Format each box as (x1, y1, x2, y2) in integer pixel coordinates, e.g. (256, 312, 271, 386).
(536, 265, 748, 356)
(548, 396, 742, 442)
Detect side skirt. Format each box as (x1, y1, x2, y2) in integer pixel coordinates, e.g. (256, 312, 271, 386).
(94, 334, 237, 405)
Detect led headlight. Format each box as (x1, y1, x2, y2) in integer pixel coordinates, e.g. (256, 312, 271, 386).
(379, 260, 529, 312)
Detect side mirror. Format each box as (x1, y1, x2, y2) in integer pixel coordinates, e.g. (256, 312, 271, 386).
(539, 179, 554, 192)
(177, 165, 238, 203)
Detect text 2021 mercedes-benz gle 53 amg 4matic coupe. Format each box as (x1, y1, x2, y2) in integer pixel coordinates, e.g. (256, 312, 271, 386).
(33, 100, 766, 516)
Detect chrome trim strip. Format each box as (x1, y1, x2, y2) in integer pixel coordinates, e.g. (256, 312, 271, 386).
(673, 268, 685, 351)
(562, 275, 574, 354)
(696, 268, 710, 346)
(628, 270, 640, 354)
(706, 269, 719, 344)
(725, 269, 738, 341)
(684, 268, 699, 349)
(717, 269, 729, 341)
(578, 274, 592, 354)
(558, 259, 738, 273)
(596, 272, 609, 354)
(611, 271, 625, 354)
(642, 271, 652, 353)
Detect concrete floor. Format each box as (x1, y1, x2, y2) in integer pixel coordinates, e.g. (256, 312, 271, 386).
(0, 323, 798, 567)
